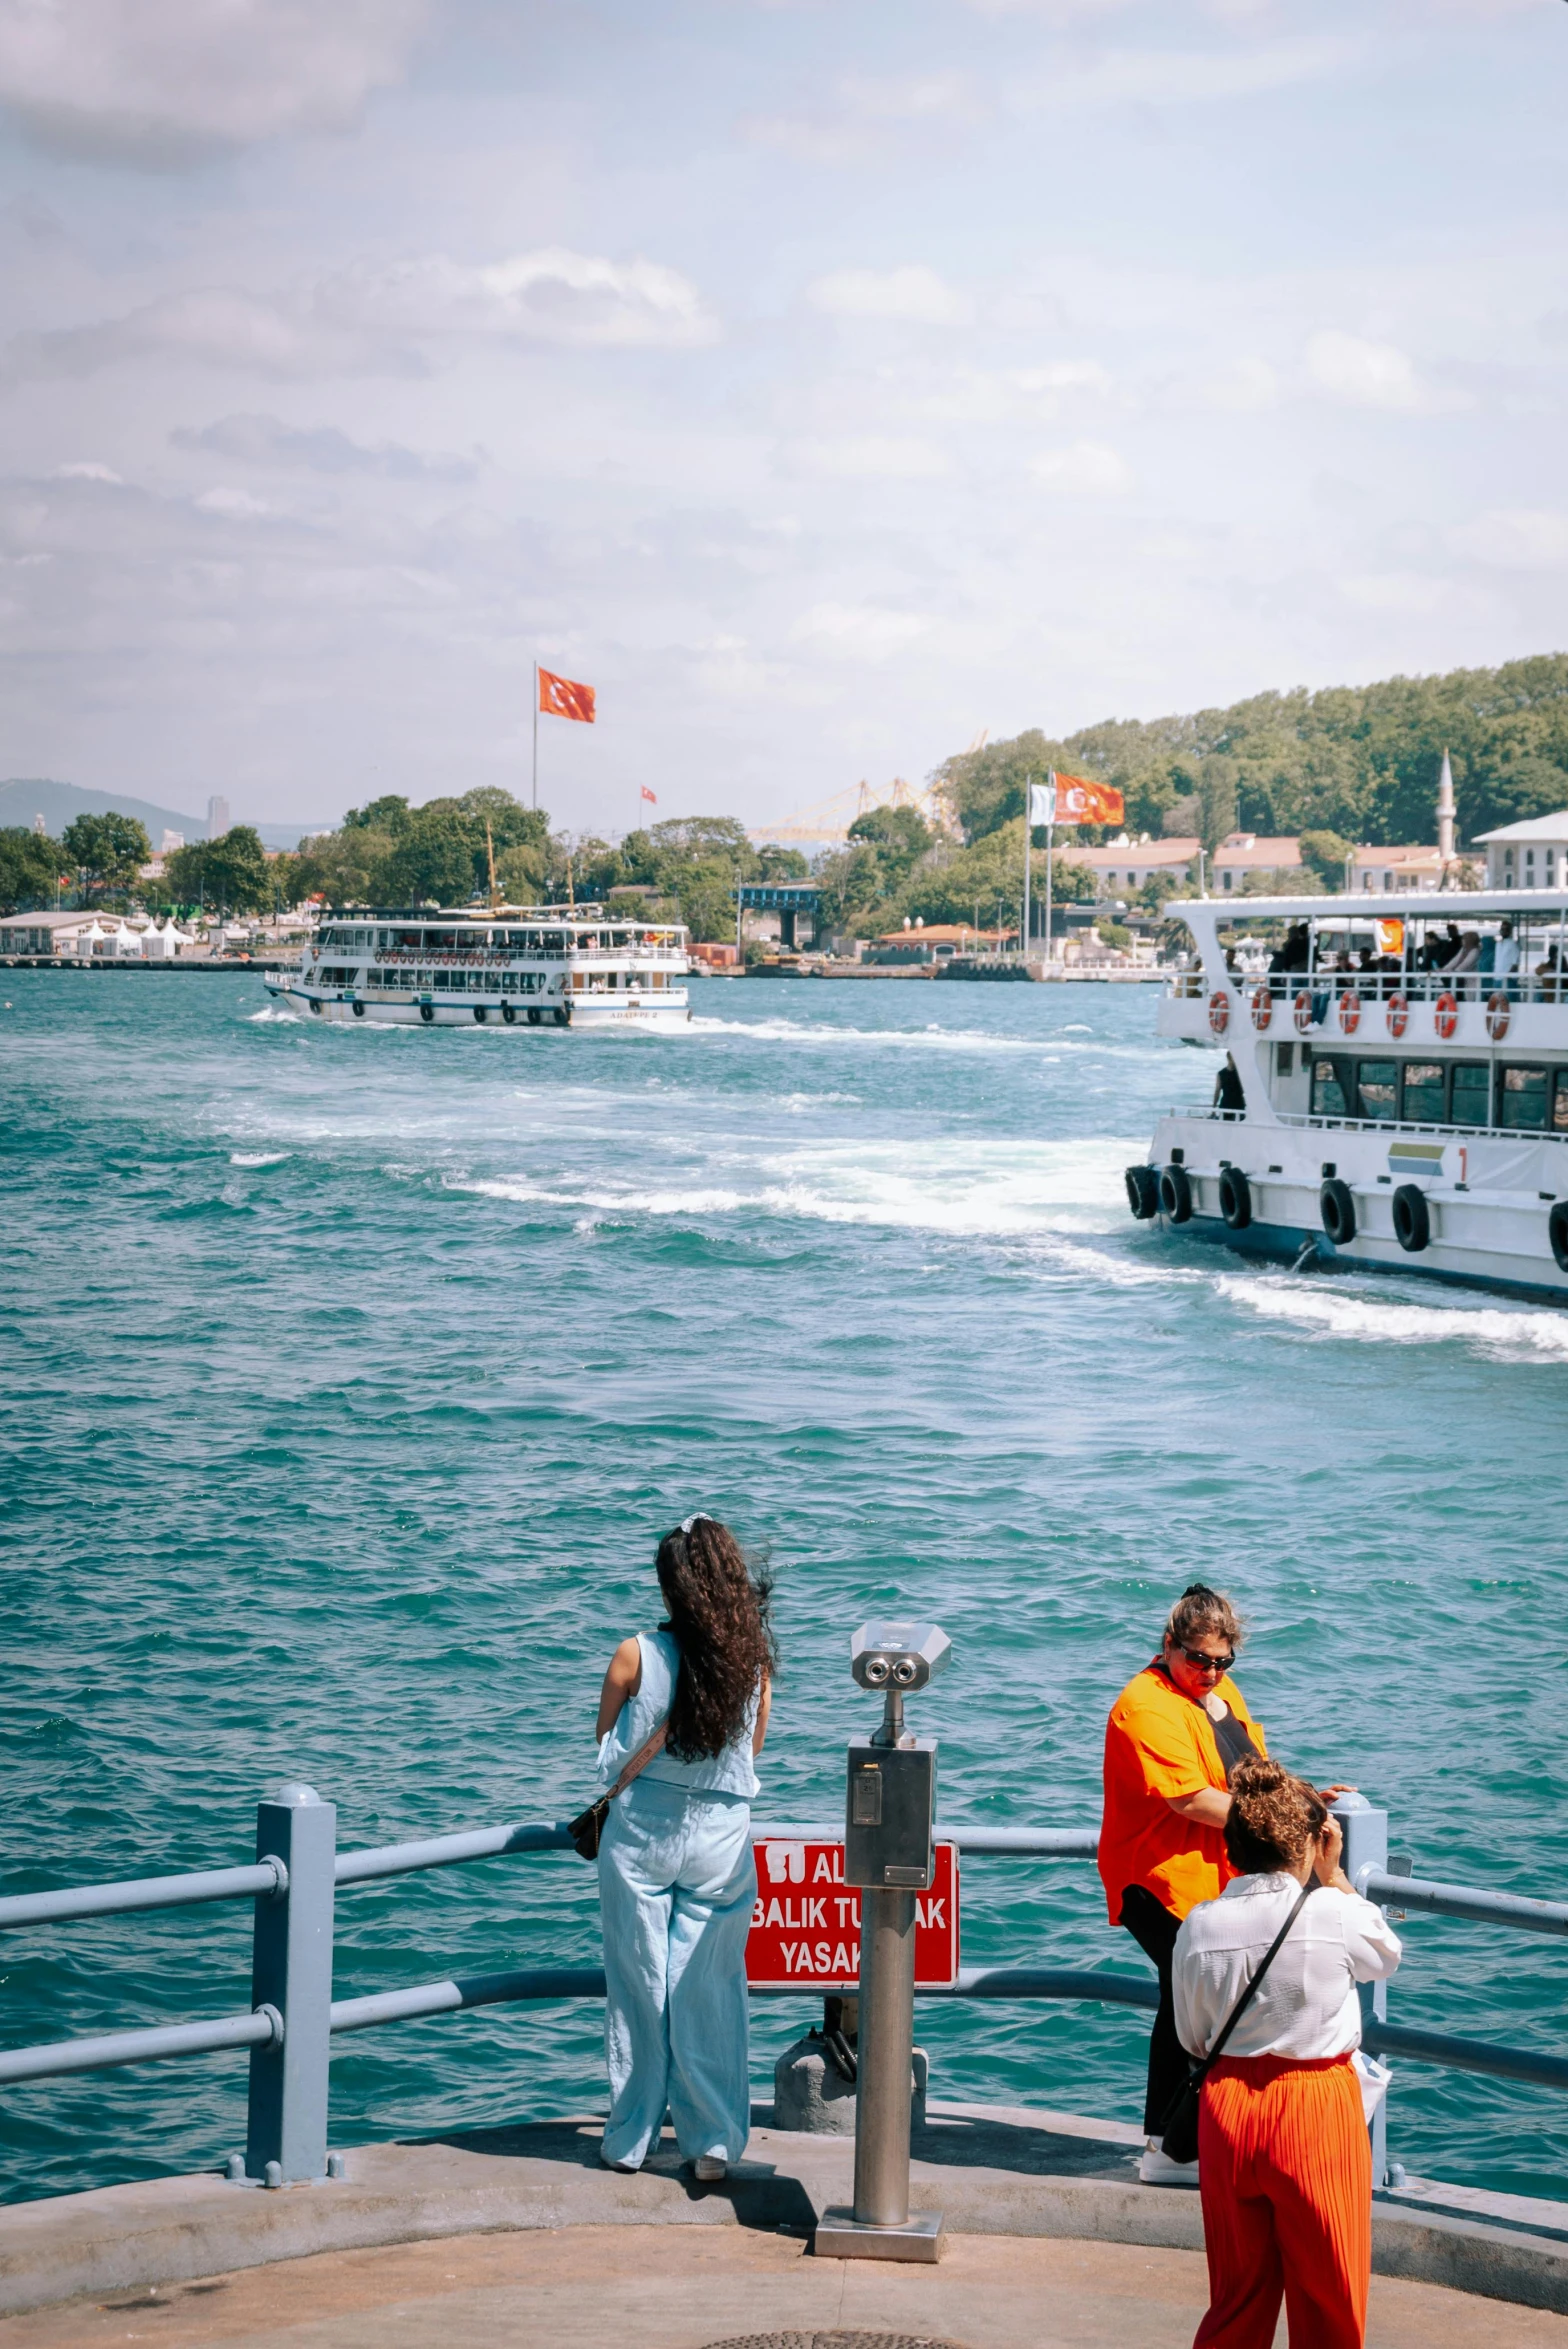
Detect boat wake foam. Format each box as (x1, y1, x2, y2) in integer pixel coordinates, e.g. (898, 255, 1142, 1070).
(1217, 1273, 1568, 1358)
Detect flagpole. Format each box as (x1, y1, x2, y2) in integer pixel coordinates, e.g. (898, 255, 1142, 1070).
(1045, 822, 1055, 974)
(532, 660, 539, 813)
(1023, 774, 1032, 966)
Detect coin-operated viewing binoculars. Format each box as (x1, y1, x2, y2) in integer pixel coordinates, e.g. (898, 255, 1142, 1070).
(816, 1620, 951, 2264)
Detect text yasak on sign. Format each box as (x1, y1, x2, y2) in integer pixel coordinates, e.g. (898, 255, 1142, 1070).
(745, 1840, 959, 1990)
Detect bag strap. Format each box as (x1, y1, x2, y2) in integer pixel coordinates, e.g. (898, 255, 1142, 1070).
(605, 1719, 668, 1804)
(1194, 1880, 1315, 2083)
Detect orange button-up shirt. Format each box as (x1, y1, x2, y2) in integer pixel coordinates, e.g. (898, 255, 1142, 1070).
(1098, 1661, 1266, 1924)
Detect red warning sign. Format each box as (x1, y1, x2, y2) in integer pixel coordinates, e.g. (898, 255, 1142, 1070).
(746, 1839, 959, 1990)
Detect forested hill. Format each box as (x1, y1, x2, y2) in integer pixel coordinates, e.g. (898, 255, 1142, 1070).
(937, 652, 1568, 850)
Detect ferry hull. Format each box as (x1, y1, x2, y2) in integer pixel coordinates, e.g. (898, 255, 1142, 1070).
(264, 984, 690, 1031)
(1138, 1112, 1568, 1304)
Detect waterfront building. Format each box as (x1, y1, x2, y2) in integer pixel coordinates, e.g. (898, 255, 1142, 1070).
(1350, 844, 1446, 893)
(1472, 811, 1568, 890)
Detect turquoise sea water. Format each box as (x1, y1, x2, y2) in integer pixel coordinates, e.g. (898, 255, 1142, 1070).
(2, 970, 1566, 2206)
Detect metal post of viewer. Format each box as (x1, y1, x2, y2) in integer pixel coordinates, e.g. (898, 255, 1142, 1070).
(816, 1621, 950, 2263)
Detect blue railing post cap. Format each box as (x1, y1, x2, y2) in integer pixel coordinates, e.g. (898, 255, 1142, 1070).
(1331, 1791, 1372, 1813)
(267, 1783, 323, 1808)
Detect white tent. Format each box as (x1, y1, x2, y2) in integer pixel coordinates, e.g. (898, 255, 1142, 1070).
(141, 920, 195, 960)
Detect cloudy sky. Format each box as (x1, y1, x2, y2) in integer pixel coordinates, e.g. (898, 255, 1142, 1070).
(0, 0, 1564, 838)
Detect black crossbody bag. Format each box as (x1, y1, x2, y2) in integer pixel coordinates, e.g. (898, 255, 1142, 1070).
(1159, 1881, 1315, 2166)
(567, 1720, 668, 1861)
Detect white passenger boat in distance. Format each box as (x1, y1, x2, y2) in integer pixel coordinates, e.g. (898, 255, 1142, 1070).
(1129, 889, 1568, 1299)
(265, 904, 692, 1032)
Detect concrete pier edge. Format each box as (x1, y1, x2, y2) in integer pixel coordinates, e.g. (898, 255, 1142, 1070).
(1, 2100, 1564, 2323)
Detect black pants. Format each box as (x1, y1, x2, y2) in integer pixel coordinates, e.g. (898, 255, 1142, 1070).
(1119, 1884, 1187, 2137)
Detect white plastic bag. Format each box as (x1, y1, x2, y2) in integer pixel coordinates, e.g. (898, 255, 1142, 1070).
(1353, 2049, 1392, 2123)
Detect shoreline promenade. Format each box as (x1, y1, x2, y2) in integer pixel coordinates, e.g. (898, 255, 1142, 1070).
(3, 2102, 1566, 2344)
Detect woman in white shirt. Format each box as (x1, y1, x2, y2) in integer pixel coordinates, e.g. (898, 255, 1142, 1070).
(1172, 1755, 1401, 2349)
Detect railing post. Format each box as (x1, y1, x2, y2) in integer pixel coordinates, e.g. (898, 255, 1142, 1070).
(1333, 1791, 1389, 2188)
(245, 1783, 336, 2184)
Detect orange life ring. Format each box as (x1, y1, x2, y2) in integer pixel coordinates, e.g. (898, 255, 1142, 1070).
(1208, 988, 1230, 1037)
(1386, 992, 1409, 1039)
(1338, 989, 1362, 1035)
(1434, 990, 1459, 1040)
(1485, 990, 1511, 1042)
(1293, 989, 1314, 1034)
(1249, 982, 1272, 1032)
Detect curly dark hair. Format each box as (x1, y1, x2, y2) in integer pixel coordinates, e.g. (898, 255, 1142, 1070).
(1224, 1754, 1328, 1877)
(655, 1516, 777, 1762)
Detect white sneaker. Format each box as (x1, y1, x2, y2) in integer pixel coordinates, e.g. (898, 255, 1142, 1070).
(1139, 2137, 1200, 2187)
(692, 2156, 728, 2182)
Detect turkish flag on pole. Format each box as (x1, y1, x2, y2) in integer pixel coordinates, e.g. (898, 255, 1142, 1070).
(1045, 769, 1124, 826)
(538, 667, 596, 724)
(641, 785, 657, 805)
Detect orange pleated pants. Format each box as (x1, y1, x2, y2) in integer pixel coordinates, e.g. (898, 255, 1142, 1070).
(1194, 2052, 1371, 2349)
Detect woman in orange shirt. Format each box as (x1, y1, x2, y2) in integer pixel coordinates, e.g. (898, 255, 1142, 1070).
(1099, 1584, 1265, 2185)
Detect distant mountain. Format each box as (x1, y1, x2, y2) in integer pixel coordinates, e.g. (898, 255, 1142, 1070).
(0, 778, 325, 852)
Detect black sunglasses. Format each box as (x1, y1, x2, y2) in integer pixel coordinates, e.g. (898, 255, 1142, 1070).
(1174, 1642, 1234, 1674)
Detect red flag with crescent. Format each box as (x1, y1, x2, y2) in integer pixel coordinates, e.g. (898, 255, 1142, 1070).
(1046, 769, 1124, 826)
(539, 667, 596, 724)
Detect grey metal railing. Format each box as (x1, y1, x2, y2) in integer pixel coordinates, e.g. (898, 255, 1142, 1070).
(0, 1788, 1561, 2195)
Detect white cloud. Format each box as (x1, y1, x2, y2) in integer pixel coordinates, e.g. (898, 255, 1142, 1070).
(1199, 356, 1280, 412)
(5, 249, 715, 383)
(53, 461, 124, 484)
(172, 414, 475, 481)
(807, 266, 971, 327)
(1020, 34, 1358, 111)
(195, 486, 271, 519)
(1453, 509, 1568, 571)
(790, 434, 949, 479)
(1306, 329, 1433, 411)
(1029, 440, 1133, 495)
(1338, 571, 1446, 614)
(318, 248, 718, 349)
(746, 72, 977, 163)
(790, 603, 935, 660)
(0, 0, 426, 164)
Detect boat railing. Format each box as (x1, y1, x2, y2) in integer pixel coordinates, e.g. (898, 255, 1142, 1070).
(0, 1787, 1562, 2193)
(1166, 1103, 1567, 1150)
(1170, 969, 1568, 1008)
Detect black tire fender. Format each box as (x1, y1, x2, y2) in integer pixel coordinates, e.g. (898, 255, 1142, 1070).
(1218, 1166, 1252, 1230)
(1392, 1183, 1430, 1253)
(473, 1005, 487, 1023)
(502, 1002, 516, 1024)
(1159, 1163, 1193, 1224)
(419, 1003, 435, 1024)
(1550, 1201, 1568, 1275)
(1125, 1164, 1160, 1221)
(554, 1004, 570, 1027)
(1320, 1177, 1356, 1246)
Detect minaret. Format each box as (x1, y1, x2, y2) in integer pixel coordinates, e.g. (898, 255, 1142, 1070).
(1437, 747, 1455, 869)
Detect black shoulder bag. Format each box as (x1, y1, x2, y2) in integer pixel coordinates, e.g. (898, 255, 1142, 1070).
(1159, 1881, 1314, 2166)
(567, 1720, 668, 1861)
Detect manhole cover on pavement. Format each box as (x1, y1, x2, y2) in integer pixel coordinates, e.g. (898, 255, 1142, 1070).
(701, 2335, 970, 2349)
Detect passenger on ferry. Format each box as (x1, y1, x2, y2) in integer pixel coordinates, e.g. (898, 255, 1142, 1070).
(1493, 919, 1519, 992)
(1537, 945, 1561, 1001)
(1212, 1055, 1245, 1115)
(1268, 925, 1309, 975)
(592, 1515, 774, 2181)
(1422, 922, 1461, 973)
(1175, 1757, 1401, 2349)
(1099, 1585, 1265, 2188)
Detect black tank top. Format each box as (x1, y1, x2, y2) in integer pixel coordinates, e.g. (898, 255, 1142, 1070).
(1211, 1703, 1259, 1780)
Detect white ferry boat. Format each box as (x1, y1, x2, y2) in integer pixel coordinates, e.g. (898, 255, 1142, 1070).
(1129, 889, 1568, 1298)
(264, 905, 692, 1031)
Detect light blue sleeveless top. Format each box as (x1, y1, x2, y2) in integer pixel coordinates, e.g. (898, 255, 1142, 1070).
(597, 1629, 759, 1801)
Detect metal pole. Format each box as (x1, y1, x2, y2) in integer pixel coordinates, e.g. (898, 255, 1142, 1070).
(852, 1887, 917, 2224)
(1023, 777, 1031, 967)
(246, 1783, 336, 2185)
(532, 661, 539, 812)
(1334, 1792, 1390, 2187)
(1045, 822, 1055, 972)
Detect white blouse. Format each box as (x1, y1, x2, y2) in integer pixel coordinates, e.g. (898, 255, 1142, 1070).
(1173, 1873, 1402, 2062)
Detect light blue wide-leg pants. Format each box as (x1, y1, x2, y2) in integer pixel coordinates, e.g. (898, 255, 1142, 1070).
(598, 1779, 755, 2170)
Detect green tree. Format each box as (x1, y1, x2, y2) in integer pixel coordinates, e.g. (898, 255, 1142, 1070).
(163, 827, 273, 914)
(755, 844, 809, 882)
(342, 794, 412, 835)
(1297, 829, 1353, 890)
(0, 827, 67, 913)
(63, 812, 151, 904)
(382, 809, 479, 905)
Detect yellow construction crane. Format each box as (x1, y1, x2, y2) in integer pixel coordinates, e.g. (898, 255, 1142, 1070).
(751, 773, 957, 848)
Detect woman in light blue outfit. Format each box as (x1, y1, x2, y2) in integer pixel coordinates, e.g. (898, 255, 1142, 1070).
(594, 1514, 774, 2180)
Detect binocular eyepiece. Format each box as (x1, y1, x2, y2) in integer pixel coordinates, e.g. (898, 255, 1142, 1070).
(850, 1621, 951, 1696)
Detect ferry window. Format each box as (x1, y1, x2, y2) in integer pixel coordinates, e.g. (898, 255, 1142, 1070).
(1500, 1066, 1549, 1130)
(1552, 1073, 1568, 1131)
(1275, 1042, 1294, 1075)
(1402, 1062, 1446, 1123)
(1310, 1057, 1349, 1118)
(1357, 1061, 1398, 1121)
(1450, 1064, 1490, 1127)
